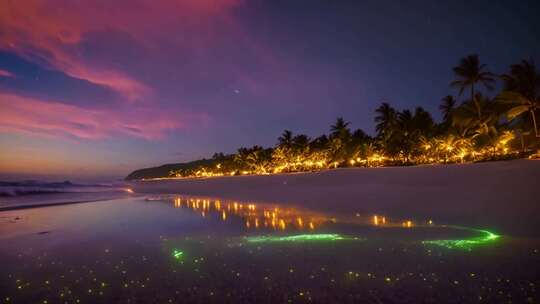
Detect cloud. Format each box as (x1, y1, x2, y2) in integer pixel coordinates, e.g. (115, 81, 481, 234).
(0, 0, 243, 101)
(0, 93, 208, 140)
(0, 69, 15, 77)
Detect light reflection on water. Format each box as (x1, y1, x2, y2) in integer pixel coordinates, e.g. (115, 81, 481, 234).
(0, 196, 538, 303)
(157, 195, 428, 232)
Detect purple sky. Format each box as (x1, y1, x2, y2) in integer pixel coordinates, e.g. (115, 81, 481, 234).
(1, 0, 539, 181)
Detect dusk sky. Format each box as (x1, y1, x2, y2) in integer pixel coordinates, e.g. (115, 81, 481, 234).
(1, 0, 539, 181)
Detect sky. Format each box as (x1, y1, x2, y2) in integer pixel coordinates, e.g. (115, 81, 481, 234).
(1, 0, 539, 181)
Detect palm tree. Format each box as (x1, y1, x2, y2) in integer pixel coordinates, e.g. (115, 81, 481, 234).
(451, 55, 495, 117)
(330, 117, 351, 139)
(397, 110, 416, 161)
(351, 128, 370, 143)
(451, 54, 496, 100)
(412, 107, 435, 136)
(452, 93, 499, 139)
(278, 130, 294, 148)
(501, 58, 540, 100)
(374, 102, 398, 138)
(309, 135, 329, 151)
(496, 91, 539, 138)
(497, 59, 540, 138)
(439, 95, 457, 123)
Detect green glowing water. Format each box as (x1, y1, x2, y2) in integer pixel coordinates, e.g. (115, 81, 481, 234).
(245, 233, 347, 243)
(422, 228, 500, 250)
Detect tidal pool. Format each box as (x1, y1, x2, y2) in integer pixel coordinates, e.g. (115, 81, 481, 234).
(0, 196, 538, 303)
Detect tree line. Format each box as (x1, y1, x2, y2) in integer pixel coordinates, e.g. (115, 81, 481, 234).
(170, 54, 539, 178)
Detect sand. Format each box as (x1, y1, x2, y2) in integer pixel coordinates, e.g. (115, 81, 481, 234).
(131, 159, 540, 237)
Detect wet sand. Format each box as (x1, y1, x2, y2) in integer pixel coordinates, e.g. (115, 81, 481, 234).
(132, 159, 540, 237)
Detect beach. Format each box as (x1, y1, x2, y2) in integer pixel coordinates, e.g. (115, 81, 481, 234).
(2, 159, 540, 303)
(132, 159, 540, 237)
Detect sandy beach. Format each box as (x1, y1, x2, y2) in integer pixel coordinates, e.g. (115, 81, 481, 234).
(132, 159, 540, 237)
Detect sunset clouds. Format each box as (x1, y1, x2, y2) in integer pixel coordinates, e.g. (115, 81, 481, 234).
(0, 0, 245, 139)
(0, 0, 243, 101)
(0, 93, 208, 140)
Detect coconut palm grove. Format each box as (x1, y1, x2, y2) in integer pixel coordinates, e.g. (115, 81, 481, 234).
(128, 55, 539, 180)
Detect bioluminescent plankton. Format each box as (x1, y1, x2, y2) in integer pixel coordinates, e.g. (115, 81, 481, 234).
(245, 233, 349, 243)
(422, 227, 500, 250)
(172, 249, 184, 259)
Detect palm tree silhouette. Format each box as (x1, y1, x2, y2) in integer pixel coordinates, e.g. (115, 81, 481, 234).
(453, 93, 499, 138)
(374, 102, 398, 138)
(497, 59, 540, 138)
(278, 130, 294, 148)
(439, 95, 457, 123)
(330, 117, 350, 139)
(451, 55, 495, 119)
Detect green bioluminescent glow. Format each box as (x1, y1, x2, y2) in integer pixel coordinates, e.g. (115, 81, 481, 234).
(422, 228, 500, 250)
(172, 249, 184, 259)
(245, 233, 347, 243)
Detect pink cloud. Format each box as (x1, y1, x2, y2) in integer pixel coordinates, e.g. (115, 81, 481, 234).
(0, 93, 207, 140)
(0, 0, 243, 101)
(0, 69, 15, 78)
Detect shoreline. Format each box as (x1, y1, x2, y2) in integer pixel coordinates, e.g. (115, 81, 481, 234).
(0, 199, 113, 212)
(132, 159, 540, 237)
(0, 192, 140, 212)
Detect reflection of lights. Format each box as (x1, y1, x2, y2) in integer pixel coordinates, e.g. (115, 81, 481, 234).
(245, 234, 346, 243)
(172, 249, 183, 259)
(164, 196, 445, 237)
(124, 188, 134, 193)
(423, 228, 500, 250)
(168, 197, 326, 232)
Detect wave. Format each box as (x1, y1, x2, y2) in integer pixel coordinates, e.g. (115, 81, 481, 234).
(0, 180, 127, 197)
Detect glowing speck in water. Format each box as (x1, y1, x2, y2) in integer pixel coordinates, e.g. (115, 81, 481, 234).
(172, 250, 184, 259)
